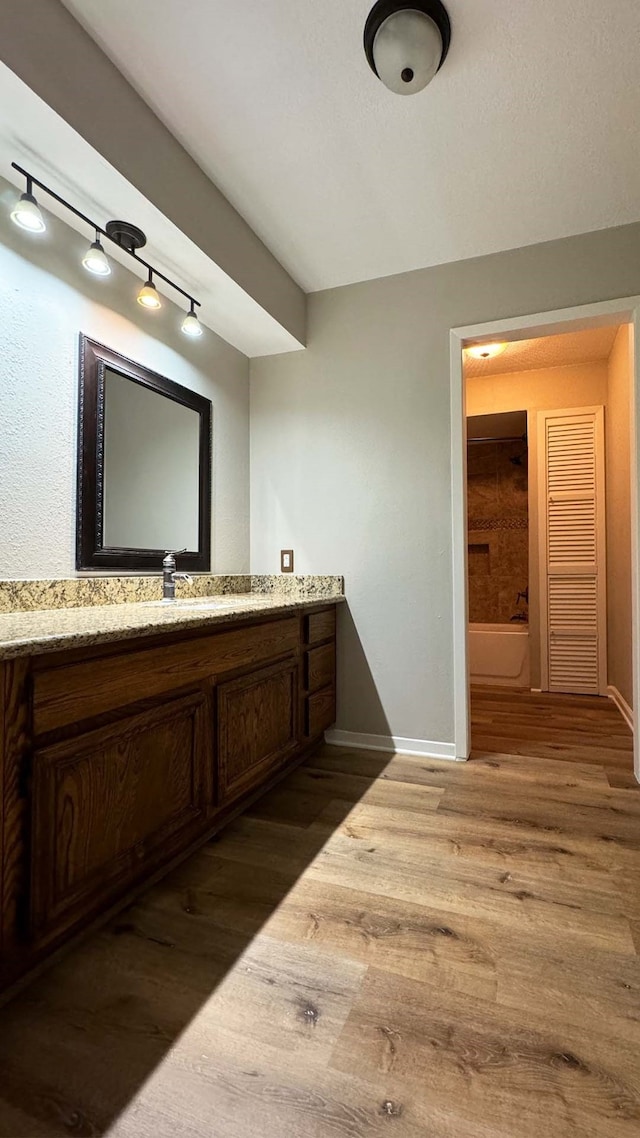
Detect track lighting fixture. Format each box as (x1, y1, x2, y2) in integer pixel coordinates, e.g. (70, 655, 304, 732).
(181, 302, 203, 337)
(137, 272, 161, 309)
(364, 0, 451, 95)
(9, 163, 203, 337)
(82, 230, 111, 276)
(10, 177, 46, 232)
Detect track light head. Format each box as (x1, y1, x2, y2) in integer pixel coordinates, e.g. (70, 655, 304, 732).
(82, 233, 111, 276)
(137, 274, 161, 309)
(11, 189, 46, 233)
(181, 303, 203, 337)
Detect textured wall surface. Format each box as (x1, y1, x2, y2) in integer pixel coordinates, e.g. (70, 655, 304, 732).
(0, 188, 250, 578)
(251, 223, 640, 748)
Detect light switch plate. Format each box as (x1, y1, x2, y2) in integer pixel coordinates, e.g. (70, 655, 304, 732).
(280, 549, 294, 573)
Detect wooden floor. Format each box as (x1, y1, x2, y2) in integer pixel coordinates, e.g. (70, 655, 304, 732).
(0, 688, 639, 1137)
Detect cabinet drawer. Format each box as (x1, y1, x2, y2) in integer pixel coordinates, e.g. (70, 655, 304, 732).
(306, 686, 336, 738)
(305, 607, 336, 646)
(218, 658, 299, 805)
(30, 692, 212, 945)
(305, 643, 335, 694)
(33, 617, 299, 734)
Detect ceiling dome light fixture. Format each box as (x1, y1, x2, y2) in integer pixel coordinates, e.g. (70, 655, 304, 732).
(10, 176, 46, 233)
(137, 272, 161, 309)
(82, 230, 111, 276)
(182, 301, 203, 337)
(364, 0, 451, 96)
(466, 342, 508, 360)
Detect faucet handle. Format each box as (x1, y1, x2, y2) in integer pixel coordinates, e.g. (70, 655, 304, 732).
(162, 547, 187, 570)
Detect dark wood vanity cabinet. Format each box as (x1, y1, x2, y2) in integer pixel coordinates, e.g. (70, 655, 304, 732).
(30, 692, 213, 947)
(0, 603, 338, 995)
(218, 657, 299, 806)
(302, 607, 336, 740)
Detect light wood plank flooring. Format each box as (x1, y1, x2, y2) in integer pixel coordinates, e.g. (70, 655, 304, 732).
(0, 689, 638, 1137)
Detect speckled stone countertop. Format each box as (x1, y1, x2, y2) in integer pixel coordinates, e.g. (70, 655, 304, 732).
(0, 592, 345, 661)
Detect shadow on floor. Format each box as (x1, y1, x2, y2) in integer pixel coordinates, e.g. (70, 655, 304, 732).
(0, 746, 394, 1137)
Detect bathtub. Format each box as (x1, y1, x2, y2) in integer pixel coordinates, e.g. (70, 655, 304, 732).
(468, 622, 530, 688)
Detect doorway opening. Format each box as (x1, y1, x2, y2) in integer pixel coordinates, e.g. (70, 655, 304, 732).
(450, 299, 640, 781)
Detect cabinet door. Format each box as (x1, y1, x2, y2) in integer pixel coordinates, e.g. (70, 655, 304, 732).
(30, 692, 212, 945)
(218, 658, 299, 805)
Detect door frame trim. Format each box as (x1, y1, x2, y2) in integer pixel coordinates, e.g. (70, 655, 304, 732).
(450, 296, 640, 781)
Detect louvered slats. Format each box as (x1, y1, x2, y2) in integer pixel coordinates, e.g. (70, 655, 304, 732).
(548, 577, 598, 630)
(548, 499, 596, 566)
(549, 636, 600, 694)
(542, 410, 604, 696)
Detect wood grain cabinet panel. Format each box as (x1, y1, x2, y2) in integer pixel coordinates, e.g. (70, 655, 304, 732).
(30, 692, 212, 945)
(305, 608, 336, 646)
(306, 687, 336, 739)
(218, 658, 299, 804)
(305, 643, 336, 694)
(33, 617, 299, 734)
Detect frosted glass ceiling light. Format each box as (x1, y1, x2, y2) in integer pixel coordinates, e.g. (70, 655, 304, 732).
(82, 230, 111, 276)
(466, 342, 508, 360)
(137, 272, 161, 309)
(364, 0, 451, 95)
(182, 302, 203, 337)
(10, 178, 46, 232)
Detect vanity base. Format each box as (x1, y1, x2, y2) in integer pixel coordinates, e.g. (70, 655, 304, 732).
(0, 602, 338, 999)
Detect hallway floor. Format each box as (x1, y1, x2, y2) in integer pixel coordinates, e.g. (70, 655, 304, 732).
(0, 690, 638, 1137)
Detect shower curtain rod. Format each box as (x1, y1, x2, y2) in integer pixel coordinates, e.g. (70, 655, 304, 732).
(467, 434, 527, 445)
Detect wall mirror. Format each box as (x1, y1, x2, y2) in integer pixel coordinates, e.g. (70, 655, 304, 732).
(77, 335, 212, 571)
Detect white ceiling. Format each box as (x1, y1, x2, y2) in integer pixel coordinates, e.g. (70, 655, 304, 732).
(62, 0, 640, 293)
(464, 325, 620, 379)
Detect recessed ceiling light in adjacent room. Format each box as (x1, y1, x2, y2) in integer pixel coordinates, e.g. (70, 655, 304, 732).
(466, 343, 508, 361)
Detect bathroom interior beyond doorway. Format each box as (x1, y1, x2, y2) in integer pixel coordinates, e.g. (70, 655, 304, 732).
(450, 297, 640, 780)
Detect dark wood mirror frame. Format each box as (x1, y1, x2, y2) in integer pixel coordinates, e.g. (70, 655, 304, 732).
(76, 334, 212, 572)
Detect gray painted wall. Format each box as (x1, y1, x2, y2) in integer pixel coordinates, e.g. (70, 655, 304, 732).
(250, 222, 640, 748)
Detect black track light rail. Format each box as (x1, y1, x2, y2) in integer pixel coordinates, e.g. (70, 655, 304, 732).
(11, 162, 201, 310)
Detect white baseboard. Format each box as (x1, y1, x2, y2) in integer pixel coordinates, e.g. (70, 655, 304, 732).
(607, 685, 634, 732)
(323, 729, 462, 761)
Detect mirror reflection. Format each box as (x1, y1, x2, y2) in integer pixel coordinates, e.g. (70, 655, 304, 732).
(102, 368, 200, 552)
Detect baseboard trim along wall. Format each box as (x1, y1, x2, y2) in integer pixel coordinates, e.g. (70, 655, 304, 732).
(324, 729, 461, 760)
(607, 685, 634, 732)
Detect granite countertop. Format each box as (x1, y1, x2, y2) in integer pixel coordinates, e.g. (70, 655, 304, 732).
(0, 592, 345, 661)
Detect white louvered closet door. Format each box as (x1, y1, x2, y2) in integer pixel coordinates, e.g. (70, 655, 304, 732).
(539, 407, 607, 695)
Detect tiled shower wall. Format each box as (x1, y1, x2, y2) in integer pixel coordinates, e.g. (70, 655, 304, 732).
(467, 439, 529, 624)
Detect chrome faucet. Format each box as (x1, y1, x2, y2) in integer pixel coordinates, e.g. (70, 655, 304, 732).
(162, 548, 193, 601)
